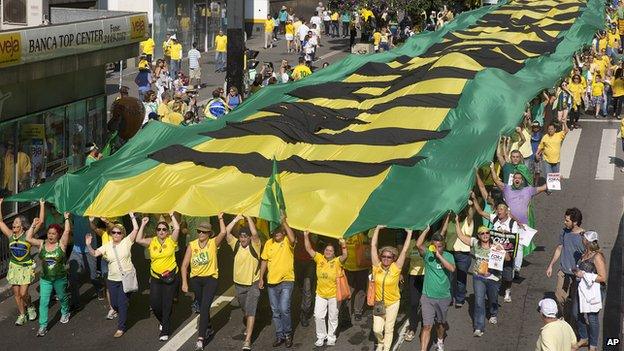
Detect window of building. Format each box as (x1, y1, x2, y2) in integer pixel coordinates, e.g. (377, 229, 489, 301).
(17, 113, 45, 211)
(3, 0, 27, 25)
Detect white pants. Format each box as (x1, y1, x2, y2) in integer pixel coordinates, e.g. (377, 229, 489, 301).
(372, 301, 400, 351)
(514, 244, 524, 272)
(314, 296, 338, 342)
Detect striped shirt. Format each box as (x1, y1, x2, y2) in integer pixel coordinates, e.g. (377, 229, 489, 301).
(188, 49, 201, 69)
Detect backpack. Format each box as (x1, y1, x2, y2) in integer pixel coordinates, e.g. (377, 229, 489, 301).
(233, 240, 261, 275)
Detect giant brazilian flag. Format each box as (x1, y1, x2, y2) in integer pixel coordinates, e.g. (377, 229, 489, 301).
(10, 0, 604, 238)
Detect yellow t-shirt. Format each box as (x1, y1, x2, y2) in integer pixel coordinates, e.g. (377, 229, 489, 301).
(228, 236, 261, 286)
(594, 60, 607, 78)
(260, 238, 295, 284)
(539, 131, 566, 164)
(163, 40, 171, 56)
(331, 12, 339, 21)
(265, 19, 274, 33)
(138, 59, 149, 70)
(373, 31, 381, 45)
(408, 241, 424, 276)
(215, 35, 227, 52)
(101, 230, 110, 245)
(313, 253, 340, 299)
(373, 262, 401, 306)
(162, 112, 184, 125)
(170, 43, 183, 60)
(293, 21, 302, 35)
(591, 81, 605, 97)
(291, 64, 312, 80)
(149, 236, 178, 277)
(157, 102, 172, 117)
(510, 128, 533, 158)
(189, 238, 218, 278)
(285, 23, 294, 35)
(535, 319, 577, 351)
(568, 82, 584, 106)
(141, 38, 155, 55)
(614, 78, 624, 97)
(620, 117, 624, 137)
(598, 37, 608, 51)
(608, 32, 620, 47)
(343, 232, 370, 271)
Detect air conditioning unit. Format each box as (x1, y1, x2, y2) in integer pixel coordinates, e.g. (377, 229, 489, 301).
(0, 0, 49, 30)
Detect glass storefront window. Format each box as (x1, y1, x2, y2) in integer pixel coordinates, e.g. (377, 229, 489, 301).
(17, 114, 45, 211)
(67, 100, 86, 172)
(44, 107, 66, 166)
(0, 121, 18, 214)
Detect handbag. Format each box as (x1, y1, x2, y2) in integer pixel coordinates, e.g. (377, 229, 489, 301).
(366, 275, 376, 307)
(372, 269, 389, 316)
(335, 265, 351, 302)
(112, 244, 138, 293)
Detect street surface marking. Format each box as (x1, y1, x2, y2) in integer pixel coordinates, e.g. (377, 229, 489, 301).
(317, 50, 341, 61)
(159, 286, 236, 351)
(595, 129, 618, 180)
(391, 317, 411, 351)
(559, 128, 581, 179)
(579, 119, 622, 123)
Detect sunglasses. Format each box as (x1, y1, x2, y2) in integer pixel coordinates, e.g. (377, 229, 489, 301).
(197, 230, 212, 234)
(157, 227, 168, 232)
(12, 225, 21, 228)
(111, 230, 123, 235)
(381, 255, 394, 259)
(479, 231, 490, 235)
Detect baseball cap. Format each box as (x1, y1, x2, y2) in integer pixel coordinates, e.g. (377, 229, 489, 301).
(477, 226, 490, 234)
(430, 233, 444, 242)
(538, 298, 558, 318)
(196, 222, 212, 232)
(583, 231, 598, 242)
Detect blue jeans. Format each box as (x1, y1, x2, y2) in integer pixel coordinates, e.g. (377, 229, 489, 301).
(473, 276, 500, 331)
(215, 52, 226, 71)
(170, 59, 181, 76)
(452, 251, 471, 304)
(107, 280, 130, 331)
(542, 161, 559, 176)
(575, 285, 605, 347)
(268, 281, 294, 339)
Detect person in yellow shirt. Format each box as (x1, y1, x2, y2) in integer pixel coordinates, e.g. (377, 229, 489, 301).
(330, 11, 339, 38)
(259, 217, 296, 348)
(285, 20, 295, 53)
(265, 15, 275, 49)
(162, 33, 172, 65)
(169, 36, 183, 76)
(536, 121, 569, 175)
(341, 231, 370, 323)
(2, 142, 31, 193)
(607, 26, 620, 55)
(214, 30, 227, 72)
(140, 35, 155, 64)
(370, 225, 413, 351)
(590, 74, 606, 118)
(568, 74, 584, 128)
(302, 231, 347, 347)
(224, 215, 261, 351)
(373, 30, 382, 52)
(291, 57, 312, 80)
(181, 214, 226, 351)
(613, 68, 624, 119)
(135, 213, 180, 341)
(161, 100, 184, 125)
(597, 31, 608, 53)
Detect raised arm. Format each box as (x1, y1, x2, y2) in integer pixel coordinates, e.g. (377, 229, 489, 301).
(435, 249, 456, 272)
(395, 229, 413, 269)
(490, 162, 505, 191)
(225, 214, 243, 244)
(475, 170, 492, 206)
(213, 212, 227, 247)
(302, 230, 316, 258)
(415, 225, 430, 256)
(135, 217, 152, 247)
(25, 217, 44, 247)
(496, 138, 507, 166)
(180, 245, 192, 293)
(0, 198, 12, 237)
(85, 233, 102, 258)
(535, 183, 549, 195)
(338, 239, 347, 263)
(371, 225, 383, 266)
(471, 191, 490, 220)
(126, 212, 139, 242)
(440, 213, 450, 238)
(282, 216, 295, 244)
(59, 212, 71, 250)
(455, 214, 472, 246)
(246, 215, 260, 245)
(35, 199, 45, 233)
(170, 212, 180, 242)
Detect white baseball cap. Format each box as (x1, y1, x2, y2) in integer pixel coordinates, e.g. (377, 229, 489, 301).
(584, 231, 598, 242)
(538, 298, 558, 318)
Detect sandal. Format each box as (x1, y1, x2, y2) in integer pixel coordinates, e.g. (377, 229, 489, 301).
(113, 330, 124, 338)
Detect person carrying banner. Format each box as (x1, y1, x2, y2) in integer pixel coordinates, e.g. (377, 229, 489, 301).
(371, 225, 412, 351)
(225, 215, 262, 351)
(415, 223, 455, 351)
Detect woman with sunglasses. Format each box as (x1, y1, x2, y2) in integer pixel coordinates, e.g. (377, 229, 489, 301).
(454, 215, 510, 337)
(136, 212, 180, 341)
(85, 213, 139, 337)
(226, 86, 243, 110)
(181, 213, 226, 351)
(0, 198, 44, 326)
(370, 225, 413, 351)
(25, 213, 71, 337)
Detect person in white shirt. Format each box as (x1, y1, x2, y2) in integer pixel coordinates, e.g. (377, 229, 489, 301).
(298, 20, 310, 49)
(310, 14, 322, 35)
(187, 42, 202, 88)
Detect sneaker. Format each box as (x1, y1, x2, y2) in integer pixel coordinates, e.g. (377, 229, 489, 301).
(285, 335, 293, 348)
(315, 338, 325, 347)
(195, 339, 203, 350)
(404, 329, 416, 342)
(159, 324, 163, 331)
(60, 313, 70, 324)
(15, 314, 26, 326)
(504, 289, 512, 303)
(159, 334, 169, 341)
(272, 338, 284, 347)
(473, 330, 484, 337)
(106, 309, 118, 320)
(455, 302, 464, 308)
(27, 306, 37, 321)
(326, 338, 335, 346)
(113, 330, 124, 338)
(242, 340, 252, 350)
(436, 339, 445, 351)
(97, 290, 106, 301)
(489, 316, 498, 324)
(37, 326, 48, 337)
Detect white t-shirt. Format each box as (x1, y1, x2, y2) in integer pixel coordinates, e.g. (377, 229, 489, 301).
(97, 236, 135, 282)
(188, 49, 201, 69)
(322, 11, 331, 21)
(310, 16, 322, 29)
(489, 214, 519, 234)
(298, 24, 310, 41)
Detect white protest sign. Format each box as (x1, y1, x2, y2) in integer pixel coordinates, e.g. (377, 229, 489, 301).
(518, 226, 538, 247)
(488, 248, 505, 271)
(547, 173, 561, 190)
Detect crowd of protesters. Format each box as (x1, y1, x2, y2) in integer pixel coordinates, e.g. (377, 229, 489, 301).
(1, 3, 620, 351)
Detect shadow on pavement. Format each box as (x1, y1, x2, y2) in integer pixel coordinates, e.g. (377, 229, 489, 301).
(603, 210, 623, 351)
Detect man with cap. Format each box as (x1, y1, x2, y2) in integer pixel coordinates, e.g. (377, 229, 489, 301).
(85, 143, 101, 166)
(169, 35, 183, 77)
(225, 215, 262, 351)
(415, 224, 456, 351)
(535, 298, 576, 351)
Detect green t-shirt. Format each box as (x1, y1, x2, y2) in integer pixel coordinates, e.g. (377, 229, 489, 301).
(422, 250, 455, 299)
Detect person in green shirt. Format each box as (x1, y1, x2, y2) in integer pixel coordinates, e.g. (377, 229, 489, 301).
(85, 142, 101, 166)
(415, 224, 456, 351)
(25, 212, 72, 337)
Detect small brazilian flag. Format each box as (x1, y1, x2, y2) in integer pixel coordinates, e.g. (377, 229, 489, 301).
(259, 158, 286, 233)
